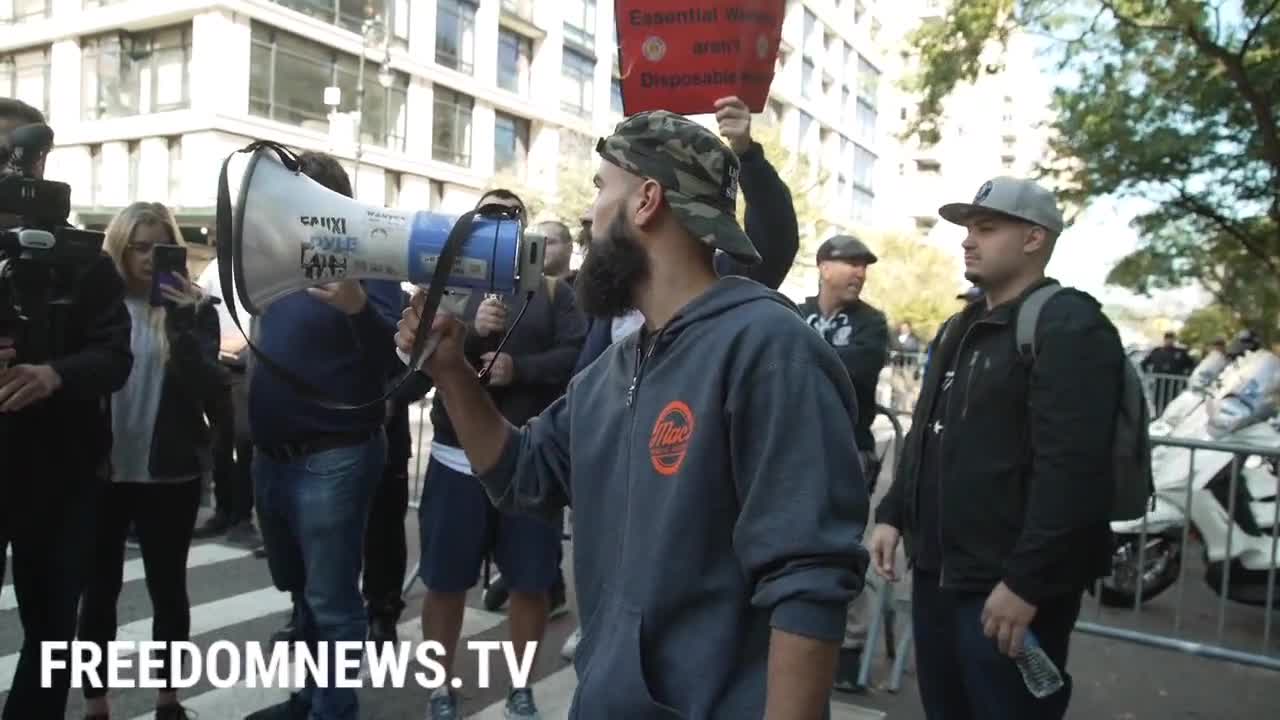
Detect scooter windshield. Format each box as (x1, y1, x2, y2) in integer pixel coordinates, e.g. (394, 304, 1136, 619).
(1206, 351, 1280, 437)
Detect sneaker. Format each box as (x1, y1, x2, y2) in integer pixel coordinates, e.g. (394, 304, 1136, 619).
(426, 689, 458, 719)
(225, 520, 262, 548)
(483, 573, 510, 612)
(548, 581, 569, 620)
(155, 703, 194, 719)
(193, 512, 233, 539)
(505, 688, 540, 719)
(560, 627, 581, 661)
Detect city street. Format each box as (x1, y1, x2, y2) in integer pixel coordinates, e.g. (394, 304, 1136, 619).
(0, 403, 1276, 718)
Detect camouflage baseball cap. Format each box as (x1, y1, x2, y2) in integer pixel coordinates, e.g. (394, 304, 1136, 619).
(596, 110, 761, 265)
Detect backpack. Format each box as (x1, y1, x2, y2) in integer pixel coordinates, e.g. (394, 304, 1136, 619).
(1016, 282, 1155, 522)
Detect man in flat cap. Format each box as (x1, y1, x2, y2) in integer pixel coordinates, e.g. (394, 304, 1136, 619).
(797, 233, 889, 693)
(869, 177, 1124, 720)
(397, 110, 869, 718)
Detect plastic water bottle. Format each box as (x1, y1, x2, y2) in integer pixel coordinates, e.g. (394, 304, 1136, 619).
(1015, 630, 1064, 699)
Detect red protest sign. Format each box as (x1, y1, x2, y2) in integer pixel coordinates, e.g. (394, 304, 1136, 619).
(615, 0, 785, 116)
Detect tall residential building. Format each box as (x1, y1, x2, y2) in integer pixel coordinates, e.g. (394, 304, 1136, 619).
(881, 0, 1056, 262)
(2, 0, 893, 245)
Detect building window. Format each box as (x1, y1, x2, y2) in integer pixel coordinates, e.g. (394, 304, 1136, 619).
(798, 111, 813, 145)
(493, 112, 529, 175)
(249, 23, 409, 150)
(432, 86, 473, 166)
(802, 59, 815, 99)
(561, 48, 594, 118)
(497, 29, 531, 94)
(563, 0, 596, 50)
(610, 77, 623, 114)
(855, 98, 876, 144)
(385, 170, 401, 207)
(436, 0, 477, 74)
(3, 0, 48, 23)
(853, 144, 876, 190)
(853, 187, 873, 221)
(1, 47, 52, 118)
(857, 55, 879, 108)
(82, 25, 192, 121)
(803, 9, 816, 48)
(267, 0, 409, 42)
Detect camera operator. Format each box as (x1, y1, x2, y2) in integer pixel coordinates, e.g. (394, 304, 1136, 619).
(0, 97, 133, 720)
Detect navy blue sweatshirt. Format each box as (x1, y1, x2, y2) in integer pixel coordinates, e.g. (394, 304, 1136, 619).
(478, 278, 870, 718)
(248, 281, 403, 447)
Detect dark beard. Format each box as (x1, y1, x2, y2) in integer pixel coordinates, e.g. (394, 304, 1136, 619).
(573, 214, 651, 318)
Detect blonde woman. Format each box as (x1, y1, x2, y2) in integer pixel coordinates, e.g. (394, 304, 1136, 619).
(77, 202, 222, 720)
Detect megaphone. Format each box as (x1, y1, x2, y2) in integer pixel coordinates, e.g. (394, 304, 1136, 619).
(219, 145, 544, 316)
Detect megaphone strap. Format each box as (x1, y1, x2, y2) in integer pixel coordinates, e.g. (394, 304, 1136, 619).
(214, 141, 480, 411)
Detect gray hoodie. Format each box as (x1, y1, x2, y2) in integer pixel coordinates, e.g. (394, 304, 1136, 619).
(477, 277, 870, 718)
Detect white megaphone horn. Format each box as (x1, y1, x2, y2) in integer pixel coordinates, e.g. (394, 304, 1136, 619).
(218, 145, 545, 318)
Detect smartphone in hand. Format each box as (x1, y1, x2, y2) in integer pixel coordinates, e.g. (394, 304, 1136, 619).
(150, 244, 189, 307)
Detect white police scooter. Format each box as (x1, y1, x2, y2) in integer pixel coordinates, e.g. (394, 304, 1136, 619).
(1100, 349, 1280, 608)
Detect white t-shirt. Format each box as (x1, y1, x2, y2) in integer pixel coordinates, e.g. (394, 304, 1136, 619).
(612, 310, 645, 343)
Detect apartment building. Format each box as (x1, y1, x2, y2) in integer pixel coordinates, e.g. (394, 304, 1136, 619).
(882, 0, 1056, 255)
(2, 0, 894, 241)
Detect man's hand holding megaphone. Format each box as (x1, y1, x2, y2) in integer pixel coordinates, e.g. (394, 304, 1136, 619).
(396, 291, 472, 382)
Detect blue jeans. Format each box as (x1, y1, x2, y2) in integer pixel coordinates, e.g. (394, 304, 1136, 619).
(911, 570, 1081, 720)
(254, 433, 386, 720)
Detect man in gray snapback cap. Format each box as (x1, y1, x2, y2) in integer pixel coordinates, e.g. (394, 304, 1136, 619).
(868, 176, 1126, 719)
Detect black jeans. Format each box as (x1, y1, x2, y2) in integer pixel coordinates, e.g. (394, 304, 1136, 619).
(363, 404, 410, 617)
(0, 466, 102, 720)
(207, 370, 254, 522)
(911, 569, 1081, 720)
(77, 478, 202, 698)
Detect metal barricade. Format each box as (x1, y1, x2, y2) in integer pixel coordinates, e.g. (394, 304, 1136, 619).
(857, 432, 1280, 694)
(1076, 434, 1280, 670)
(1144, 372, 1191, 418)
(856, 406, 911, 691)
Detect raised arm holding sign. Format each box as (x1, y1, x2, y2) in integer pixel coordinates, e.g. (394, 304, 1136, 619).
(616, 0, 786, 116)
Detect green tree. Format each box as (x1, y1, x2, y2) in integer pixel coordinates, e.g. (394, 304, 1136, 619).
(1179, 304, 1243, 351)
(860, 231, 965, 340)
(903, 0, 1280, 342)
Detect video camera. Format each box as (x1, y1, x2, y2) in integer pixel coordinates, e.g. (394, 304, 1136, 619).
(0, 122, 107, 365)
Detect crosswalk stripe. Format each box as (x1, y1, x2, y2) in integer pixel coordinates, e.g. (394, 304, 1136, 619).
(122, 610, 507, 720)
(0, 543, 250, 612)
(0, 587, 295, 694)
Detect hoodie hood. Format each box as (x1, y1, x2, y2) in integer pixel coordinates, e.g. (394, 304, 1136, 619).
(659, 277, 799, 341)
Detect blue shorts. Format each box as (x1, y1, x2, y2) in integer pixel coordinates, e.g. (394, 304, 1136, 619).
(417, 455, 560, 594)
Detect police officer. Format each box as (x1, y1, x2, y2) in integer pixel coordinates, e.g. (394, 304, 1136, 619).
(797, 233, 889, 692)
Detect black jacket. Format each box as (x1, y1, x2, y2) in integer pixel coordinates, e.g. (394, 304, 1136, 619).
(875, 279, 1123, 604)
(430, 277, 587, 446)
(10, 254, 133, 481)
(143, 300, 224, 478)
(796, 297, 888, 452)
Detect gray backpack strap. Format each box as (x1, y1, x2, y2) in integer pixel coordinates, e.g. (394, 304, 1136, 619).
(1016, 283, 1065, 361)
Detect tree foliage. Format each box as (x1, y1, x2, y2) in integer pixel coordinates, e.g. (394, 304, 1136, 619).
(1179, 303, 1243, 351)
(905, 0, 1280, 341)
(860, 231, 966, 340)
